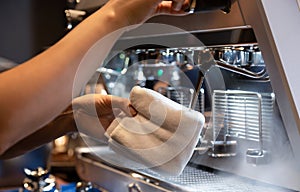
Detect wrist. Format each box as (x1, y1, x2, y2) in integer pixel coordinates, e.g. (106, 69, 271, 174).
(92, 5, 130, 34)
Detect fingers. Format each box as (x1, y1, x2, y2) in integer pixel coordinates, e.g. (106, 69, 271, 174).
(72, 94, 137, 132)
(94, 94, 137, 117)
(171, 0, 185, 11)
(129, 104, 138, 117)
(110, 95, 137, 117)
(156, 0, 190, 14)
(74, 94, 137, 120)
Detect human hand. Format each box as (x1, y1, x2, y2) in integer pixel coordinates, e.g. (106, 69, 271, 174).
(102, 0, 191, 26)
(72, 94, 136, 140)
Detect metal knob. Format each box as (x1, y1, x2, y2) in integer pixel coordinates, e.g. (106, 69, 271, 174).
(208, 140, 237, 157)
(246, 149, 271, 165)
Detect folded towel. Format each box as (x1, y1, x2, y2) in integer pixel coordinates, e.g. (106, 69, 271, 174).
(105, 86, 205, 176)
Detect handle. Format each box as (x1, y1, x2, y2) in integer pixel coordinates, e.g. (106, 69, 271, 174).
(192, 0, 232, 13)
(167, 0, 232, 13)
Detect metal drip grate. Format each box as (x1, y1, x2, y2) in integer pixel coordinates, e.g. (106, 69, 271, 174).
(77, 147, 295, 192)
(139, 164, 293, 192)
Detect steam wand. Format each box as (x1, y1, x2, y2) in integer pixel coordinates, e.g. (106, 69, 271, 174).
(189, 69, 205, 110)
(189, 49, 238, 157)
(188, 49, 214, 110)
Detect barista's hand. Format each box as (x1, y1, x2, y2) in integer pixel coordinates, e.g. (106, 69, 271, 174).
(102, 0, 190, 26)
(71, 94, 136, 140)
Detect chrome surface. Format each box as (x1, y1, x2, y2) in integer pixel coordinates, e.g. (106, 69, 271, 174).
(209, 90, 274, 164)
(97, 42, 299, 190)
(208, 140, 237, 158)
(128, 183, 143, 192)
(75, 147, 294, 192)
(238, 0, 300, 163)
(157, 86, 194, 108)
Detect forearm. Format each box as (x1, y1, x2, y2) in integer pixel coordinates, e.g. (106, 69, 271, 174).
(0, 7, 126, 153)
(0, 109, 77, 159)
(0, 0, 188, 155)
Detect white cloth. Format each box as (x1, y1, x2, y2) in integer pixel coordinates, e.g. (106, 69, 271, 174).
(105, 86, 205, 176)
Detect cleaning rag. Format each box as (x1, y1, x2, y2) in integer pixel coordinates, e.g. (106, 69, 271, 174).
(105, 86, 205, 176)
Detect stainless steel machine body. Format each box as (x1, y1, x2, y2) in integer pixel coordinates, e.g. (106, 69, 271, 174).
(75, 0, 300, 191)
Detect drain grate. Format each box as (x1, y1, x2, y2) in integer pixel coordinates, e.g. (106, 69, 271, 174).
(139, 164, 294, 192)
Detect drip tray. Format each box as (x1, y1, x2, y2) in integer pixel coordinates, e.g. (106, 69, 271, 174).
(75, 146, 294, 192)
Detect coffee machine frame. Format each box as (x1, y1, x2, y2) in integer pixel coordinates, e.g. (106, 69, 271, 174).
(106, 0, 300, 190)
(75, 0, 300, 191)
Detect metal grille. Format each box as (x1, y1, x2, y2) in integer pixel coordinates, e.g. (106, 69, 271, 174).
(211, 90, 274, 143)
(157, 86, 205, 113)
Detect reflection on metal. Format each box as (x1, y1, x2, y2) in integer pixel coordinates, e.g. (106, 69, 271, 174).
(76, 181, 105, 192)
(208, 140, 237, 157)
(75, 147, 292, 192)
(246, 149, 271, 165)
(64, 9, 86, 30)
(128, 182, 143, 192)
(23, 167, 57, 192)
(157, 86, 195, 108)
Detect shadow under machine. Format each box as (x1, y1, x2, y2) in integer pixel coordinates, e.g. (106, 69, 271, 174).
(74, 0, 300, 191)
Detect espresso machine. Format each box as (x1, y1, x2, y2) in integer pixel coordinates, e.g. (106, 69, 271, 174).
(73, 0, 300, 191)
